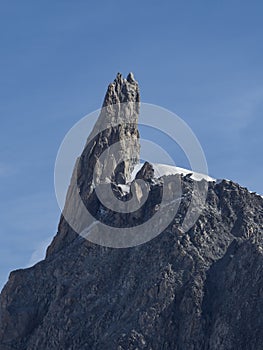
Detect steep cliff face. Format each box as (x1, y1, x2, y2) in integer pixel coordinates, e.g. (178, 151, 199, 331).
(47, 72, 140, 255)
(78, 71, 140, 188)
(0, 74, 262, 350)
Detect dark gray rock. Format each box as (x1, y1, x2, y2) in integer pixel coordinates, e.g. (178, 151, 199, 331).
(47, 72, 140, 256)
(135, 162, 155, 183)
(0, 74, 262, 350)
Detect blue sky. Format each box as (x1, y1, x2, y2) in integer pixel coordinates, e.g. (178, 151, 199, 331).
(0, 1, 263, 290)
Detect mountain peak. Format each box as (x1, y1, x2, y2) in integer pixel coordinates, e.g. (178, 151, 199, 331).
(0, 73, 262, 350)
(127, 72, 136, 83)
(103, 72, 139, 107)
(46, 73, 141, 255)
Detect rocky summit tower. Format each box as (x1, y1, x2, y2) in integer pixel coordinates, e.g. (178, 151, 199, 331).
(78, 71, 140, 188)
(0, 74, 262, 350)
(47, 72, 141, 255)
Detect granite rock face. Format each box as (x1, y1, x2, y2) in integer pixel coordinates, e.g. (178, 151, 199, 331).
(0, 74, 262, 350)
(47, 72, 140, 255)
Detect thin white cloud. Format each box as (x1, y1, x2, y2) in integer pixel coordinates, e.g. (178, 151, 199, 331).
(27, 236, 53, 267)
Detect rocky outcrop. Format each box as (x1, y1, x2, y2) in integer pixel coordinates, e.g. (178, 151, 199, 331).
(47, 72, 140, 256)
(81, 71, 140, 188)
(135, 162, 155, 182)
(0, 74, 262, 350)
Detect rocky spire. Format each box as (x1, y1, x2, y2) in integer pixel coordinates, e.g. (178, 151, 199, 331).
(46, 73, 141, 255)
(103, 72, 139, 107)
(78, 72, 140, 189)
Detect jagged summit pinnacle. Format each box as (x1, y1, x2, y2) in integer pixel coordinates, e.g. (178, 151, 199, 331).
(115, 71, 136, 83)
(46, 73, 141, 255)
(127, 72, 136, 83)
(103, 72, 140, 107)
(81, 72, 140, 185)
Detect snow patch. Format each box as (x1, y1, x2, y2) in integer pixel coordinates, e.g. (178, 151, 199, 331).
(131, 163, 215, 182)
(118, 184, 130, 193)
(249, 190, 263, 198)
